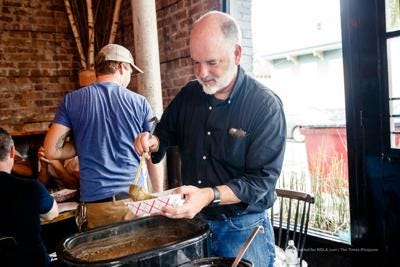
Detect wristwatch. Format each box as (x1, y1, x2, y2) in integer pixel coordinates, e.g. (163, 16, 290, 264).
(209, 187, 221, 207)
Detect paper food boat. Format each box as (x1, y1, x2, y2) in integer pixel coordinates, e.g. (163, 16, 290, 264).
(51, 189, 78, 202)
(126, 188, 184, 217)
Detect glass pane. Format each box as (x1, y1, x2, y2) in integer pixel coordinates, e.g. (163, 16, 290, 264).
(390, 99, 400, 115)
(388, 37, 400, 148)
(391, 114, 400, 148)
(387, 37, 400, 98)
(386, 0, 400, 32)
(252, 0, 350, 243)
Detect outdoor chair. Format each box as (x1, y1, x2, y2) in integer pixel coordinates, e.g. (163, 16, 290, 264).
(0, 236, 17, 265)
(270, 188, 315, 266)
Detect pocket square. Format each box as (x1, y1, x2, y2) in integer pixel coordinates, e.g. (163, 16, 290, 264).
(228, 128, 247, 138)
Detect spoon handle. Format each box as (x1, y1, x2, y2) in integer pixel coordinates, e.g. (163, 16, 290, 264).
(231, 225, 264, 267)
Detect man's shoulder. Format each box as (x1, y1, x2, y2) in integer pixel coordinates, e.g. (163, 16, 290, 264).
(60, 86, 91, 103)
(14, 175, 41, 187)
(178, 80, 202, 96)
(239, 76, 284, 115)
(0, 172, 41, 193)
(183, 79, 201, 89)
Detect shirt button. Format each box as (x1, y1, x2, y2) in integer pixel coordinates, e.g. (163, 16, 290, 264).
(207, 131, 211, 135)
(202, 155, 207, 160)
(209, 106, 212, 110)
(197, 180, 202, 184)
(228, 100, 231, 104)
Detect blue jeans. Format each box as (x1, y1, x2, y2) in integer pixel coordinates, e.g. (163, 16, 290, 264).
(207, 211, 275, 267)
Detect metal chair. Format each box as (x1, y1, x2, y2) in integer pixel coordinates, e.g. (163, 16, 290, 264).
(0, 236, 17, 265)
(0, 235, 17, 250)
(270, 188, 315, 266)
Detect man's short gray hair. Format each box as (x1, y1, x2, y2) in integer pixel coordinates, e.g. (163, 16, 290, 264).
(220, 16, 242, 46)
(0, 128, 13, 161)
(195, 11, 242, 46)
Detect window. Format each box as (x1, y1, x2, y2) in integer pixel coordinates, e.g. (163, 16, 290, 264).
(386, 0, 400, 149)
(250, 0, 350, 243)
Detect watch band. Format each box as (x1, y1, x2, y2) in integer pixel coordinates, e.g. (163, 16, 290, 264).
(209, 187, 221, 207)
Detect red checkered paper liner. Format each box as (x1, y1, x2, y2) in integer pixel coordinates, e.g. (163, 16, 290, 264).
(125, 189, 184, 217)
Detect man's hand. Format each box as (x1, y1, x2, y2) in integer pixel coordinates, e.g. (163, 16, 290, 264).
(134, 132, 159, 157)
(38, 146, 62, 169)
(161, 185, 242, 219)
(161, 185, 214, 219)
(38, 146, 50, 164)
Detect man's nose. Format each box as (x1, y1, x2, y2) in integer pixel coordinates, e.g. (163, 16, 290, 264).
(196, 64, 209, 78)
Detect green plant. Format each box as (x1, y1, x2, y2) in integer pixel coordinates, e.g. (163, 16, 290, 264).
(277, 150, 350, 237)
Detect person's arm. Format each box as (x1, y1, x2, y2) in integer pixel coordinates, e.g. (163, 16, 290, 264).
(37, 146, 50, 186)
(224, 97, 287, 210)
(135, 132, 160, 156)
(161, 184, 240, 219)
(146, 158, 163, 192)
(44, 123, 76, 160)
(12, 150, 33, 177)
(135, 87, 187, 162)
(36, 181, 59, 220)
(40, 199, 59, 221)
(49, 160, 79, 189)
(37, 161, 50, 186)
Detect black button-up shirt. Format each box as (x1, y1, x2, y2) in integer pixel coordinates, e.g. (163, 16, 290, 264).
(152, 66, 286, 217)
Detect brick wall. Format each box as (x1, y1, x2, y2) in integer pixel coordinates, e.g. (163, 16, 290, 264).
(156, 0, 221, 106)
(78, 0, 222, 108)
(0, 0, 255, 134)
(0, 0, 79, 134)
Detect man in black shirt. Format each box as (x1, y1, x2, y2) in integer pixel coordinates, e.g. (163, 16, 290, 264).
(0, 128, 59, 266)
(134, 11, 286, 267)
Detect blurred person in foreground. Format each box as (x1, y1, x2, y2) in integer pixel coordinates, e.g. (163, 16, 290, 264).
(0, 127, 58, 267)
(134, 11, 286, 267)
(44, 44, 163, 230)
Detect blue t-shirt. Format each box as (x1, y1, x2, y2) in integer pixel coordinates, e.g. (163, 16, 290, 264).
(54, 82, 153, 201)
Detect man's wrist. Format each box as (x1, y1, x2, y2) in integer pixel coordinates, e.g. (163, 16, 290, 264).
(150, 135, 160, 152)
(209, 186, 221, 207)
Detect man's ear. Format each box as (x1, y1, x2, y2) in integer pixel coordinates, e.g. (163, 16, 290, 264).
(10, 145, 15, 159)
(234, 44, 242, 65)
(118, 63, 124, 75)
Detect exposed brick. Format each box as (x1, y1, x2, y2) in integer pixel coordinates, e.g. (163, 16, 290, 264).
(0, 0, 227, 132)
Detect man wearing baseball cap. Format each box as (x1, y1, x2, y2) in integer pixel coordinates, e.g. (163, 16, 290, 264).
(97, 43, 144, 74)
(44, 44, 163, 229)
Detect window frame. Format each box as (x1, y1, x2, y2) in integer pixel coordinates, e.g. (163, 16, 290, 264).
(382, 0, 400, 155)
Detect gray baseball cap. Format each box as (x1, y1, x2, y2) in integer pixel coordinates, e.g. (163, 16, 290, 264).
(98, 44, 143, 73)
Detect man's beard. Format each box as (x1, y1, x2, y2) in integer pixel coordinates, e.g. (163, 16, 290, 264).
(196, 63, 237, 95)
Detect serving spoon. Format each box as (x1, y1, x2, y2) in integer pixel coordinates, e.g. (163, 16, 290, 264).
(129, 116, 159, 201)
(231, 225, 264, 267)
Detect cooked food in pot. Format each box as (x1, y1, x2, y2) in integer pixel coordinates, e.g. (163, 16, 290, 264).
(70, 226, 190, 262)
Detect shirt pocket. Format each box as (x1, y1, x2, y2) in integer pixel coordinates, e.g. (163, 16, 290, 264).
(211, 132, 247, 170)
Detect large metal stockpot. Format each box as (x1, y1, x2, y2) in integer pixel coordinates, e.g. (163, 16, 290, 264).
(57, 215, 210, 267)
(179, 257, 253, 267)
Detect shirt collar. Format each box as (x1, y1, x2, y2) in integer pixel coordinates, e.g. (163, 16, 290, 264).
(228, 65, 245, 101)
(207, 65, 245, 105)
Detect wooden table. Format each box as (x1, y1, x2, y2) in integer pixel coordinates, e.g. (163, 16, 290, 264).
(41, 209, 76, 225)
